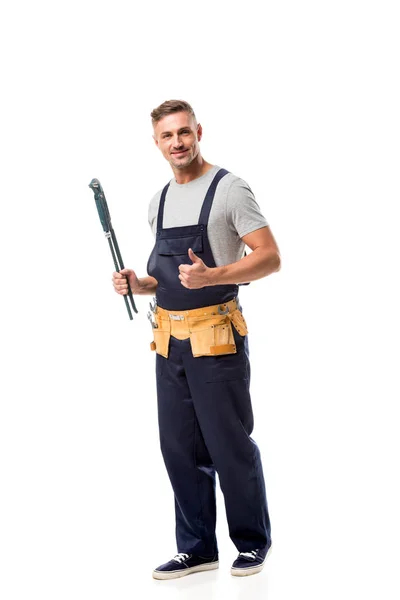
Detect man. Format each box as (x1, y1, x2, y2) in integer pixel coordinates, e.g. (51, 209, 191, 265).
(112, 100, 281, 579)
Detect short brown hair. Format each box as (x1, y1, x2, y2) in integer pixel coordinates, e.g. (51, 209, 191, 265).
(150, 99, 196, 125)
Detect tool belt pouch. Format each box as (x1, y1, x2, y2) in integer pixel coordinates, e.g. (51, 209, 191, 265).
(228, 308, 249, 337)
(188, 314, 237, 357)
(150, 314, 171, 358)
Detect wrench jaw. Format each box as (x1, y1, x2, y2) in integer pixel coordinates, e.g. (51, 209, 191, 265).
(148, 297, 158, 328)
(149, 297, 157, 313)
(147, 311, 158, 329)
(88, 178, 104, 195)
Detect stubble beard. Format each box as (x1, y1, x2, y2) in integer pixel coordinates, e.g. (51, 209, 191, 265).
(170, 151, 193, 170)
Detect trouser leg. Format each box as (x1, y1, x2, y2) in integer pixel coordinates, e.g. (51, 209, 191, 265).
(156, 336, 218, 556)
(183, 328, 272, 552)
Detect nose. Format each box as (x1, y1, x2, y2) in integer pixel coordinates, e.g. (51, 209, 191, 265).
(172, 134, 184, 148)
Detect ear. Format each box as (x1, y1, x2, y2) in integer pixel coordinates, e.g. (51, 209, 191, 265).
(197, 123, 203, 142)
(153, 134, 159, 148)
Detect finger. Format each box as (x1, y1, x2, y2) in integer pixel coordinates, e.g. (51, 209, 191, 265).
(179, 264, 191, 273)
(188, 248, 201, 262)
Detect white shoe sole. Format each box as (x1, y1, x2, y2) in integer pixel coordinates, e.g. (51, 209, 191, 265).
(153, 561, 219, 580)
(231, 543, 273, 577)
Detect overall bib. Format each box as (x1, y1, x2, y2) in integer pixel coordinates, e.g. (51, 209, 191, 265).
(147, 168, 272, 555)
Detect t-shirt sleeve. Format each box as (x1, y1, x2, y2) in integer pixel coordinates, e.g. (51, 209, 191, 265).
(148, 191, 161, 237)
(225, 178, 269, 238)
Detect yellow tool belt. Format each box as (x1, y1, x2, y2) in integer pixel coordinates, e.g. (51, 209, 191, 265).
(150, 297, 248, 358)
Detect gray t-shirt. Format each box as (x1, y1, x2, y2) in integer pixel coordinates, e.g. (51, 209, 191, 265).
(148, 164, 268, 267)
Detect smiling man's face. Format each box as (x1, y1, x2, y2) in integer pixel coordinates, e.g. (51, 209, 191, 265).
(153, 111, 202, 169)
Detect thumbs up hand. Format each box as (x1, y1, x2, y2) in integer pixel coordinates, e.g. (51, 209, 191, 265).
(178, 248, 212, 289)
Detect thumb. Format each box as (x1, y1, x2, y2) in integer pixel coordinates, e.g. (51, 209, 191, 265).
(188, 248, 201, 263)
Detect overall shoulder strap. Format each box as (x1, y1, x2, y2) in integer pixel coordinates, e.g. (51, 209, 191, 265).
(198, 168, 229, 226)
(156, 182, 170, 231)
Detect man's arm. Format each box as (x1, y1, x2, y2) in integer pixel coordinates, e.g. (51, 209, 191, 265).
(178, 226, 280, 289)
(113, 271, 158, 296)
(208, 226, 281, 285)
(135, 276, 158, 295)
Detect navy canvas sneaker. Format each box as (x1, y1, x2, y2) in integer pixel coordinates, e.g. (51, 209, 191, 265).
(231, 543, 272, 577)
(152, 552, 219, 580)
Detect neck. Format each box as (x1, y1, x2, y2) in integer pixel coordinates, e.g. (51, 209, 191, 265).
(172, 156, 213, 184)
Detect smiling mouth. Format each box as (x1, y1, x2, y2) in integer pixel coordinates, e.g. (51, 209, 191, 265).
(171, 149, 188, 156)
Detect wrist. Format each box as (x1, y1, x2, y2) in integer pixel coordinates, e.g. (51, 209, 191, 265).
(207, 266, 225, 286)
(137, 276, 157, 295)
(132, 278, 144, 294)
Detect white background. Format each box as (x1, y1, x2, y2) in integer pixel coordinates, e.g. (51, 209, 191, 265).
(1, 1, 399, 599)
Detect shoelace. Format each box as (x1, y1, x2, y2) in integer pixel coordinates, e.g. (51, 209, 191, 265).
(173, 553, 190, 563)
(239, 549, 259, 560)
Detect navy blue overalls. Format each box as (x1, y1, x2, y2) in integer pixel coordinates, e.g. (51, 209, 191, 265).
(147, 168, 272, 555)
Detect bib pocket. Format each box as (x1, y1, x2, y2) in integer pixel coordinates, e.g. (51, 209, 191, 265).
(157, 234, 203, 256)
